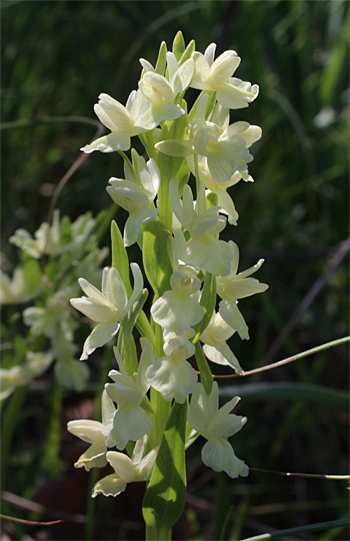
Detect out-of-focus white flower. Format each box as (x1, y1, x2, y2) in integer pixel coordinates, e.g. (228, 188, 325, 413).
(106, 156, 160, 247)
(146, 337, 197, 404)
(53, 339, 90, 391)
(0, 351, 53, 401)
(200, 311, 243, 374)
(70, 265, 143, 360)
(136, 52, 193, 129)
(188, 382, 248, 478)
(217, 241, 268, 340)
(190, 43, 259, 109)
(0, 267, 42, 305)
(67, 390, 116, 471)
(103, 340, 153, 450)
(151, 269, 204, 338)
(24, 294, 72, 340)
(92, 435, 158, 498)
(81, 91, 150, 153)
(169, 178, 232, 276)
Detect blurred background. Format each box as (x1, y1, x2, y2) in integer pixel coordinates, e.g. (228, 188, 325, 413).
(1, 0, 349, 539)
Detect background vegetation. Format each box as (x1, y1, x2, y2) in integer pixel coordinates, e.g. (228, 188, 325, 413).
(1, 0, 349, 539)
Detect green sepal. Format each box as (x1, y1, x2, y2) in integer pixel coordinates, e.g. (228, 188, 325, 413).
(142, 401, 187, 535)
(143, 222, 172, 298)
(155, 41, 167, 75)
(194, 342, 213, 396)
(192, 271, 216, 343)
(172, 31, 185, 62)
(111, 220, 132, 297)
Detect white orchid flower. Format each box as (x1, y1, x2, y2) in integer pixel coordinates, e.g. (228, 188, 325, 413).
(106, 156, 160, 247)
(217, 241, 268, 340)
(156, 94, 258, 183)
(67, 390, 116, 471)
(188, 382, 248, 478)
(169, 178, 233, 276)
(0, 351, 53, 401)
(200, 312, 243, 374)
(190, 43, 259, 109)
(103, 340, 153, 450)
(0, 267, 42, 305)
(136, 52, 193, 129)
(81, 90, 150, 154)
(92, 435, 158, 498)
(146, 337, 197, 404)
(53, 339, 90, 391)
(151, 269, 204, 338)
(70, 264, 143, 360)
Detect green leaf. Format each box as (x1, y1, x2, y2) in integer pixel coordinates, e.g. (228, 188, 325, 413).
(118, 289, 148, 375)
(155, 41, 167, 75)
(172, 31, 185, 61)
(157, 112, 189, 181)
(192, 271, 216, 343)
(22, 258, 42, 292)
(178, 39, 195, 66)
(111, 220, 132, 297)
(143, 222, 172, 298)
(142, 401, 187, 537)
(194, 341, 213, 396)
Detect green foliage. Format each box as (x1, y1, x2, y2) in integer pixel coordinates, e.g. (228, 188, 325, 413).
(143, 222, 172, 299)
(142, 401, 187, 537)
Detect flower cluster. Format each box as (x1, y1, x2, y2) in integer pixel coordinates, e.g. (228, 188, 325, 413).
(67, 33, 268, 499)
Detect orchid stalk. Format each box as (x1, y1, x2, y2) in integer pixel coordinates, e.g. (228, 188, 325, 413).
(65, 31, 268, 540)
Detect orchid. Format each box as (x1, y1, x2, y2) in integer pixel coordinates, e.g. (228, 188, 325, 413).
(92, 435, 158, 498)
(67, 390, 116, 471)
(188, 382, 248, 478)
(136, 52, 193, 129)
(190, 43, 259, 109)
(103, 340, 153, 450)
(70, 264, 143, 360)
(145, 337, 197, 404)
(200, 311, 243, 374)
(169, 178, 232, 276)
(216, 241, 268, 340)
(151, 269, 204, 338)
(0, 266, 42, 305)
(0, 351, 53, 401)
(106, 154, 160, 246)
(81, 91, 150, 153)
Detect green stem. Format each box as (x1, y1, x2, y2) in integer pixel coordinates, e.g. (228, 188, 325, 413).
(158, 175, 172, 234)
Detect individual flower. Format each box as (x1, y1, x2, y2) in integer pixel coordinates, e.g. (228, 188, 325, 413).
(0, 351, 53, 401)
(150, 269, 204, 338)
(0, 266, 42, 305)
(200, 311, 243, 374)
(70, 264, 143, 360)
(136, 52, 194, 129)
(67, 390, 116, 471)
(106, 155, 160, 246)
(216, 241, 268, 340)
(24, 294, 72, 340)
(187, 382, 248, 478)
(169, 178, 232, 276)
(145, 336, 197, 404)
(103, 340, 153, 450)
(92, 435, 158, 498)
(53, 339, 90, 391)
(156, 94, 259, 183)
(190, 43, 259, 109)
(81, 90, 150, 153)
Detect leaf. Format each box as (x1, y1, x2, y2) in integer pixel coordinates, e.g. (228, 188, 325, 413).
(157, 112, 189, 182)
(155, 41, 167, 75)
(119, 289, 148, 375)
(111, 220, 132, 297)
(194, 341, 213, 396)
(240, 518, 350, 541)
(172, 31, 185, 62)
(192, 271, 217, 343)
(143, 222, 172, 298)
(142, 401, 187, 535)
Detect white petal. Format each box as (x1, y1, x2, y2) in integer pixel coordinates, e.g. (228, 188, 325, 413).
(202, 438, 249, 478)
(107, 451, 135, 482)
(80, 321, 120, 360)
(92, 474, 127, 498)
(67, 420, 104, 444)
